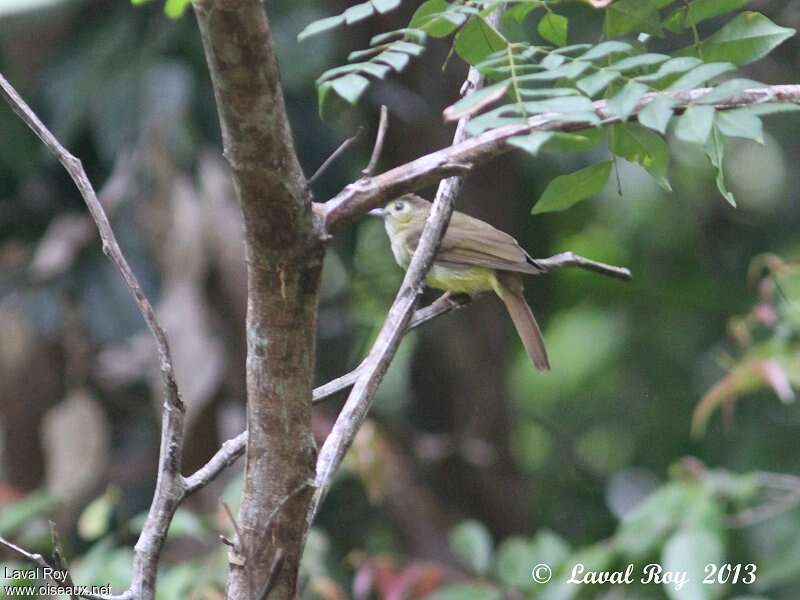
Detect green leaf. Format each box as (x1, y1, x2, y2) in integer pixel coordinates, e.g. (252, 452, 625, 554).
(388, 40, 426, 56)
(615, 483, 699, 560)
(635, 57, 702, 84)
(538, 13, 568, 47)
(607, 81, 650, 121)
(747, 102, 800, 116)
(317, 82, 333, 116)
(675, 104, 715, 144)
(577, 70, 620, 97)
(467, 113, 526, 136)
(677, 12, 795, 66)
(609, 52, 670, 72)
(78, 487, 119, 541)
(372, 0, 401, 14)
(344, 1, 374, 25)
(604, 0, 675, 38)
(164, 0, 190, 18)
(661, 529, 724, 600)
(517, 88, 581, 99)
(521, 96, 597, 114)
(449, 520, 493, 575)
(697, 78, 761, 103)
(706, 125, 736, 206)
(317, 62, 391, 83)
(665, 62, 736, 91)
(330, 73, 370, 104)
(298, 14, 346, 42)
(504, 1, 543, 25)
(455, 16, 508, 65)
(371, 28, 427, 45)
(533, 161, 612, 215)
(609, 123, 671, 190)
(638, 94, 677, 134)
(444, 82, 510, 121)
(579, 41, 633, 61)
(410, 0, 467, 37)
(664, 0, 750, 33)
(427, 584, 502, 600)
(714, 109, 763, 142)
(509, 132, 555, 156)
(375, 51, 411, 71)
(543, 129, 604, 153)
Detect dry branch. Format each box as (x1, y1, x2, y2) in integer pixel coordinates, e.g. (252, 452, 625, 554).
(362, 105, 389, 177)
(308, 12, 504, 522)
(307, 127, 363, 186)
(0, 72, 189, 600)
(321, 85, 800, 229)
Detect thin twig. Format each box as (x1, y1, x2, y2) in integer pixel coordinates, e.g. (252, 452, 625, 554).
(536, 251, 632, 281)
(321, 84, 800, 229)
(0, 72, 184, 600)
(49, 522, 80, 600)
(222, 502, 244, 550)
(0, 534, 50, 569)
(307, 127, 363, 186)
(362, 105, 389, 177)
(726, 472, 800, 528)
(312, 292, 470, 402)
(184, 431, 247, 494)
(308, 11, 502, 524)
(0, 534, 128, 600)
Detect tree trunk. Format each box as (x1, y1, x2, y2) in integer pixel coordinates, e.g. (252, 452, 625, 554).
(194, 2, 321, 597)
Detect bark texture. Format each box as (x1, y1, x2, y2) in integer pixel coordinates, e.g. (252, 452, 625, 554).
(194, 2, 321, 598)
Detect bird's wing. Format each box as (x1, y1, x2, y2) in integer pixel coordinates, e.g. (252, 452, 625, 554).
(436, 211, 544, 274)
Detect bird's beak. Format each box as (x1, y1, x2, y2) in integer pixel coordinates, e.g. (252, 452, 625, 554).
(368, 208, 387, 218)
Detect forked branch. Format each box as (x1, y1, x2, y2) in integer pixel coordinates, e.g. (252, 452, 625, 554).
(0, 72, 213, 600)
(321, 84, 800, 229)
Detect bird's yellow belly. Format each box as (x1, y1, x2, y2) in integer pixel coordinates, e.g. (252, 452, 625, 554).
(425, 263, 496, 295)
(388, 232, 496, 295)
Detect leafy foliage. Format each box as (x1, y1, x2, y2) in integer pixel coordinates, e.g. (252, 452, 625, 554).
(300, 0, 795, 210)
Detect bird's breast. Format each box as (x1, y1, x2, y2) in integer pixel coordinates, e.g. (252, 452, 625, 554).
(425, 264, 496, 295)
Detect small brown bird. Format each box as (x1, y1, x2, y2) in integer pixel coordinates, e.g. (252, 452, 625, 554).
(371, 194, 550, 370)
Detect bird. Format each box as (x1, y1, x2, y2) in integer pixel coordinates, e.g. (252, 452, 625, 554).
(370, 193, 550, 370)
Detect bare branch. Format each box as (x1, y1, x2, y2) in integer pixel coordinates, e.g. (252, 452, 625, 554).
(362, 105, 389, 177)
(308, 14, 501, 522)
(321, 84, 800, 229)
(184, 431, 247, 495)
(0, 534, 129, 600)
(311, 292, 471, 402)
(307, 127, 363, 186)
(536, 251, 632, 281)
(0, 72, 188, 600)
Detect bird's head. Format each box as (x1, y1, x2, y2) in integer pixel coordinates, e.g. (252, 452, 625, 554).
(369, 194, 430, 228)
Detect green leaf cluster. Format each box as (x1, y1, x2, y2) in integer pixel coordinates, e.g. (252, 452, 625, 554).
(299, 0, 795, 207)
(297, 0, 403, 42)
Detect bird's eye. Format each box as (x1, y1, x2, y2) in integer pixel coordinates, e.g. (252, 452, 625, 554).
(394, 202, 404, 211)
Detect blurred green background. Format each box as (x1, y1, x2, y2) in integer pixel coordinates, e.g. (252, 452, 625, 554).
(1, 1, 800, 598)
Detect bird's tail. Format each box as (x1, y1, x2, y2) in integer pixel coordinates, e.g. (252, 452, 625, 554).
(494, 272, 550, 371)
